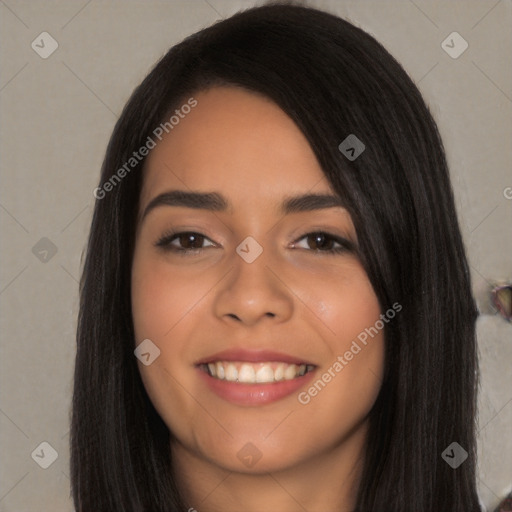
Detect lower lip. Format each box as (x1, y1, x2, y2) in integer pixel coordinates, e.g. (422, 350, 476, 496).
(197, 367, 316, 406)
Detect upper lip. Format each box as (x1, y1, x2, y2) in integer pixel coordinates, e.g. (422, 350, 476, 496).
(195, 348, 315, 366)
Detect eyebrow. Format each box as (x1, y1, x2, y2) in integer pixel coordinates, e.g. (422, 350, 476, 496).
(140, 189, 346, 221)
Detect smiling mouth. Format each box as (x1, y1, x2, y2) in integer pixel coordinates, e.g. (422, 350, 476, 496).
(199, 361, 316, 384)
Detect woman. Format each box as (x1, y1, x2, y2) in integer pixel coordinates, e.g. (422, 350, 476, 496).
(71, 2, 481, 511)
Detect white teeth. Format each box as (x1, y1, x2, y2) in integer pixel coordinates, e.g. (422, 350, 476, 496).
(255, 365, 274, 383)
(274, 364, 285, 381)
(238, 364, 256, 383)
(205, 361, 312, 383)
(215, 361, 225, 379)
(225, 363, 238, 381)
(284, 364, 298, 380)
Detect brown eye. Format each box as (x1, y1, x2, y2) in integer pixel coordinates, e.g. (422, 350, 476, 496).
(174, 232, 205, 249)
(306, 233, 336, 250)
(294, 232, 354, 254)
(155, 231, 215, 252)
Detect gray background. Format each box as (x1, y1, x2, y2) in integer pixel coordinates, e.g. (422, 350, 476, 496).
(1, 1, 511, 510)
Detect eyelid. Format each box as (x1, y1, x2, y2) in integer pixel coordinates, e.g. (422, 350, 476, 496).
(154, 230, 217, 249)
(292, 231, 356, 252)
(290, 223, 355, 243)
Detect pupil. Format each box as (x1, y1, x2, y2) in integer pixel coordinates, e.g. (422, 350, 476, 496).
(311, 233, 329, 250)
(182, 233, 202, 248)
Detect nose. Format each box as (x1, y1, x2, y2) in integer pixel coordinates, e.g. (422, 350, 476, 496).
(213, 249, 294, 327)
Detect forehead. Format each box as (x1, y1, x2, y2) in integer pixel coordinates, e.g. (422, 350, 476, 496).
(140, 86, 333, 209)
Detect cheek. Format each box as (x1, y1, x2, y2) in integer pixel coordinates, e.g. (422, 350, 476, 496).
(302, 261, 382, 351)
(131, 271, 175, 340)
(131, 253, 207, 342)
(131, 254, 205, 438)
(297, 263, 385, 418)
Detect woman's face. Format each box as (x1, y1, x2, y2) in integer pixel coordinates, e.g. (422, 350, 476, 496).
(131, 86, 385, 475)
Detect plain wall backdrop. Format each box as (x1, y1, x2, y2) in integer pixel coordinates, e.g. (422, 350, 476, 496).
(1, 1, 511, 510)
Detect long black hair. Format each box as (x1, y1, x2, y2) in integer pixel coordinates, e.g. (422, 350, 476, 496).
(70, 2, 481, 510)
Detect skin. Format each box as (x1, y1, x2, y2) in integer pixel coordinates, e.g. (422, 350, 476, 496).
(131, 86, 385, 512)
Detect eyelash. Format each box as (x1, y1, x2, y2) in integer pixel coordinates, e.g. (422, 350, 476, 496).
(154, 230, 354, 256)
